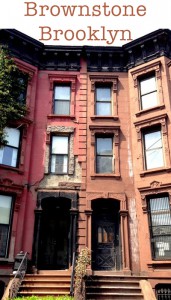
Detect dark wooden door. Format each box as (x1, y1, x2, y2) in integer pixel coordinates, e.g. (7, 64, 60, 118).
(38, 205, 70, 270)
(92, 201, 121, 271)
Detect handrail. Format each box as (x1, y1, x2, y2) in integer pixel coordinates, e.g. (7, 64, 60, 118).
(70, 251, 76, 296)
(9, 251, 28, 299)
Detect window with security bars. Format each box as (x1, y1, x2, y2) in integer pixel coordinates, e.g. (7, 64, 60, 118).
(53, 85, 71, 115)
(95, 86, 112, 116)
(0, 127, 21, 168)
(139, 73, 158, 110)
(148, 195, 171, 260)
(143, 127, 164, 170)
(50, 136, 69, 174)
(96, 137, 113, 173)
(156, 284, 171, 300)
(0, 195, 13, 257)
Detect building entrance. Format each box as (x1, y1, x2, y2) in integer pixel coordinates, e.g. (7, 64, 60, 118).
(92, 199, 122, 271)
(38, 198, 71, 270)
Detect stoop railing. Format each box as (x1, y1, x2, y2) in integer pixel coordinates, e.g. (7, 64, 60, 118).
(2, 251, 28, 300)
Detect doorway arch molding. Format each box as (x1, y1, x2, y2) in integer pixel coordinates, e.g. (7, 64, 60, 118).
(37, 191, 78, 209)
(85, 192, 130, 273)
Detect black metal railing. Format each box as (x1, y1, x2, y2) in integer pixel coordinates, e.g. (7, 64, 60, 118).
(156, 285, 171, 300)
(9, 252, 28, 299)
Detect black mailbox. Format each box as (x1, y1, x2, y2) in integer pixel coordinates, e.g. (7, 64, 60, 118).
(13, 251, 25, 272)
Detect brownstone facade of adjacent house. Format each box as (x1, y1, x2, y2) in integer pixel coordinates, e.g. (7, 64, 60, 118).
(0, 28, 171, 297)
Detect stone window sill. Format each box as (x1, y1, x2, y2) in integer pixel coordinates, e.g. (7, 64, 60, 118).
(47, 114, 75, 120)
(0, 258, 14, 263)
(140, 167, 171, 177)
(91, 173, 121, 179)
(147, 260, 171, 269)
(91, 115, 119, 121)
(0, 164, 24, 174)
(135, 104, 165, 117)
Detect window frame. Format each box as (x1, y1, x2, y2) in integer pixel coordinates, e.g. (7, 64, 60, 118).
(89, 75, 118, 120)
(147, 194, 171, 260)
(95, 135, 114, 174)
(48, 74, 77, 118)
(53, 84, 71, 115)
(95, 85, 112, 116)
(45, 126, 75, 176)
(89, 125, 120, 179)
(50, 135, 69, 175)
(0, 194, 14, 258)
(143, 126, 164, 171)
(139, 72, 158, 111)
(134, 114, 171, 176)
(131, 61, 164, 116)
(0, 127, 22, 168)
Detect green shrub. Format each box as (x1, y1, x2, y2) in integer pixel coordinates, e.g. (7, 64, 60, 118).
(13, 296, 73, 300)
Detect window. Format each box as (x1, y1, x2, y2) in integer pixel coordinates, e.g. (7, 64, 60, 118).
(50, 136, 69, 174)
(95, 86, 111, 116)
(96, 137, 113, 173)
(53, 85, 71, 115)
(143, 128, 164, 170)
(148, 195, 171, 260)
(16, 75, 28, 104)
(156, 284, 171, 299)
(139, 74, 158, 110)
(0, 195, 13, 257)
(0, 127, 21, 168)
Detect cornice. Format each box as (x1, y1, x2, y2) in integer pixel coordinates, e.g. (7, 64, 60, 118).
(0, 28, 171, 71)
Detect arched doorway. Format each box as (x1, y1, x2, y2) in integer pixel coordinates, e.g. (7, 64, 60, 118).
(92, 199, 122, 271)
(38, 197, 71, 270)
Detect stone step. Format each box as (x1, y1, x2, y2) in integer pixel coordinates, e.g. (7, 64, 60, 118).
(86, 293, 144, 300)
(86, 286, 142, 293)
(86, 280, 140, 287)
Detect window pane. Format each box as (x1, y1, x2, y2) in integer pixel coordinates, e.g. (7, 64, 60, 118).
(96, 103, 111, 115)
(96, 156, 113, 173)
(140, 76, 156, 95)
(51, 155, 68, 173)
(97, 138, 113, 155)
(0, 195, 12, 224)
(144, 130, 162, 150)
(54, 100, 70, 115)
(0, 225, 9, 257)
(146, 148, 164, 169)
(96, 88, 111, 101)
(52, 136, 68, 154)
(4, 127, 20, 148)
(149, 196, 171, 259)
(141, 91, 158, 110)
(0, 146, 18, 167)
(54, 86, 70, 100)
(153, 236, 171, 259)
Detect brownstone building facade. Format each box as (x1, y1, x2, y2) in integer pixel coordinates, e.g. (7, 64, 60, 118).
(0, 28, 171, 298)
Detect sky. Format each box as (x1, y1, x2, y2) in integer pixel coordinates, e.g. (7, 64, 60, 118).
(0, 0, 171, 46)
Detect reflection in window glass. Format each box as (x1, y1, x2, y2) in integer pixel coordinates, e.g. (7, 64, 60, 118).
(96, 137, 113, 173)
(140, 75, 158, 110)
(96, 87, 111, 116)
(0, 127, 20, 167)
(0, 195, 12, 257)
(148, 195, 171, 259)
(51, 136, 68, 174)
(144, 129, 164, 170)
(54, 85, 71, 115)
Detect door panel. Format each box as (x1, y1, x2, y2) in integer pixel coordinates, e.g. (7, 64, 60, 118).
(92, 200, 121, 271)
(38, 200, 70, 270)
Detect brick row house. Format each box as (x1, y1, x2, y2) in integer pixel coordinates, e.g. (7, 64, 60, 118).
(0, 28, 171, 298)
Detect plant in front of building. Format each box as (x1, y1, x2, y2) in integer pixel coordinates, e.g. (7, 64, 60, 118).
(74, 247, 91, 300)
(0, 45, 28, 144)
(12, 296, 74, 300)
